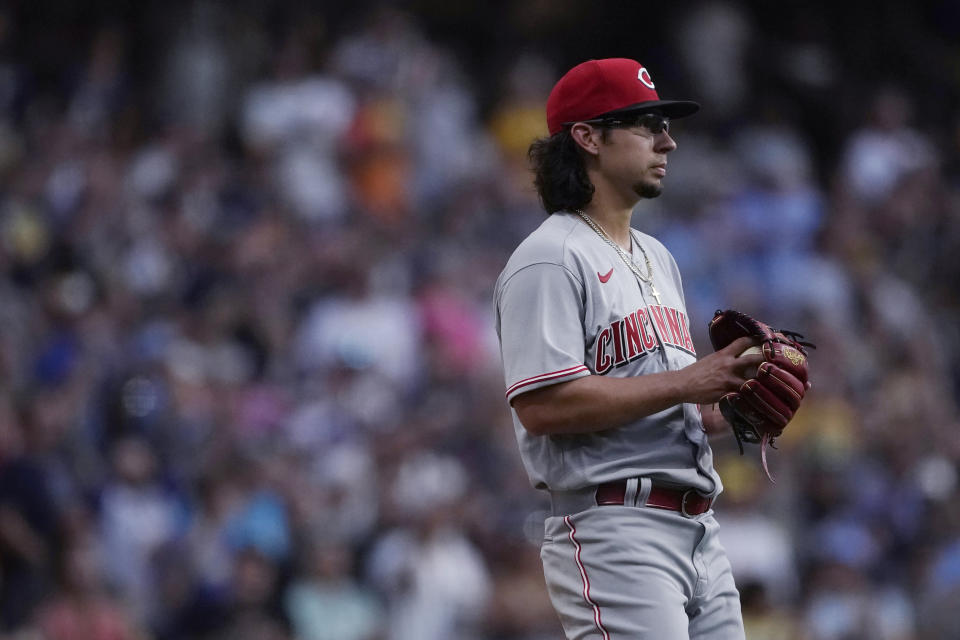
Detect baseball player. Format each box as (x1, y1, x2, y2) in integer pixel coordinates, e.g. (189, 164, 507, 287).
(494, 58, 764, 639)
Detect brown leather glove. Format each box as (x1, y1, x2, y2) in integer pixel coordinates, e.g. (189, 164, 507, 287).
(708, 309, 814, 481)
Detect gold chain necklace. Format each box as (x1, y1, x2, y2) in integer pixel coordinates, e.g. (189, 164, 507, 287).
(575, 209, 663, 304)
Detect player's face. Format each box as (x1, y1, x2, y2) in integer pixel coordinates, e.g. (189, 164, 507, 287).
(598, 115, 677, 199)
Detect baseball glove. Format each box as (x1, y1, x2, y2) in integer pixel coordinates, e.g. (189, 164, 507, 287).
(708, 309, 815, 482)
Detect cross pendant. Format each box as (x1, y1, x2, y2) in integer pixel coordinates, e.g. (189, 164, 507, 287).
(650, 282, 663, 305)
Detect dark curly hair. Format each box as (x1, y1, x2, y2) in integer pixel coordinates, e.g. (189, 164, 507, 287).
(528, 129, 598, 214)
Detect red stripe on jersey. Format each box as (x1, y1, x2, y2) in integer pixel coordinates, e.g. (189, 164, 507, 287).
(505, 365, 589, 398)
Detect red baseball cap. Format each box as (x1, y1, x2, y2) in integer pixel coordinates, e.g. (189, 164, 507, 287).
(546, 58, 700, 135)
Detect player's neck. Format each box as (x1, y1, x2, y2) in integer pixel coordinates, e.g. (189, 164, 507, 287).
(582, 201, 634, 251)
(582, 170, 639, 249)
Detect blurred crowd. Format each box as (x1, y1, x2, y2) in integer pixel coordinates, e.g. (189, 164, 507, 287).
(1, 2, 959, 639)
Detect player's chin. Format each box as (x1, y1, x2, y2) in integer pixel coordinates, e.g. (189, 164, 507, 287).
(633, 180, 663, 199)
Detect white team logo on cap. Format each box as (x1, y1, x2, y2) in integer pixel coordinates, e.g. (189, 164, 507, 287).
(638, 67, 655, 89)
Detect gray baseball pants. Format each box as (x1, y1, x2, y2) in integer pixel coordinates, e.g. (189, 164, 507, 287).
(541, 485, 745, 639)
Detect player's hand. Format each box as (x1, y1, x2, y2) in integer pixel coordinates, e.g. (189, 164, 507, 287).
(677, 336, 763, 405)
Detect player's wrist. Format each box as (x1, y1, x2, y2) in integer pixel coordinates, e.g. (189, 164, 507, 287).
(661, 365, 703, 406)
(634, 369, 692, 410)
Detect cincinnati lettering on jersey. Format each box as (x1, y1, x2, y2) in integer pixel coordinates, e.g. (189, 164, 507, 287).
(593, 304, 696, 374)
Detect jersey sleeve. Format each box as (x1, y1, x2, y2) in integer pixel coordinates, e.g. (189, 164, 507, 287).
(496, 262, 591, 403)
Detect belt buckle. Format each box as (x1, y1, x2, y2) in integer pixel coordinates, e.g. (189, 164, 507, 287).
(680, 489, 700, 518)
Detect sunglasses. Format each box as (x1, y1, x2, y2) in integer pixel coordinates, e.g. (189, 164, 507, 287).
(565, 112, 671, 135)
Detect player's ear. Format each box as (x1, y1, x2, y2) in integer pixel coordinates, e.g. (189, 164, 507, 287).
(569, 123, 602, 157)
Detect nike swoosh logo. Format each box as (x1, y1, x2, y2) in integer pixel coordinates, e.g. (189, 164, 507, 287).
(598, 268, 614, 283)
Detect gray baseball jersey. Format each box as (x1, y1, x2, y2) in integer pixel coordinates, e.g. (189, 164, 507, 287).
(494, 210, 722, 497)
(495, 211, 745, 640)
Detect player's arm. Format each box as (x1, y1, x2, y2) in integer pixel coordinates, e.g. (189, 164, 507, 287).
(512, 336, 760, 436)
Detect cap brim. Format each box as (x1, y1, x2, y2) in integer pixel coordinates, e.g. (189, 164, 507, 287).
(602, 99, 700, 119)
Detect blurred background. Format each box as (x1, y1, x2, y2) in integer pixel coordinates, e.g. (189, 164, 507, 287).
(0, 0, 959, 638)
